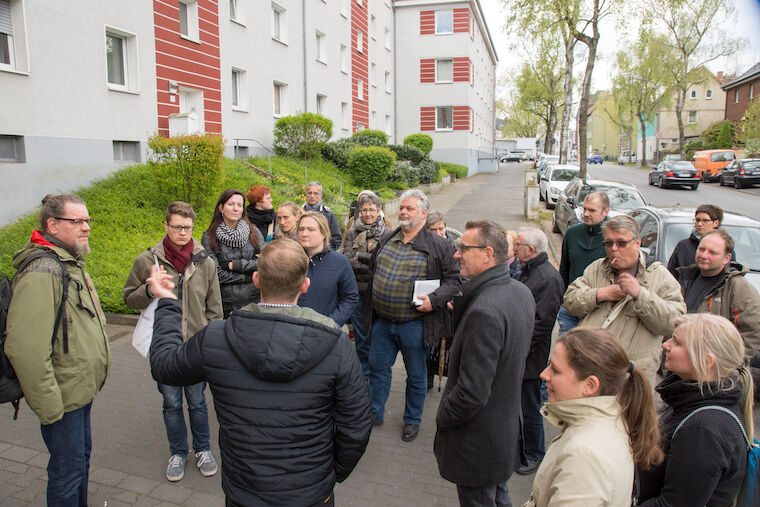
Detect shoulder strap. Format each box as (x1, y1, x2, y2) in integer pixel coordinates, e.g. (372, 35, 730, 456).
(673, 405, 751, 450)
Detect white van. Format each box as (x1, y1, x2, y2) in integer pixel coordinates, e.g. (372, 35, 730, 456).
(618, 150, 637, 165)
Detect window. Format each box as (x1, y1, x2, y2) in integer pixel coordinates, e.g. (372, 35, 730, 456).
(385, 71, 391, 92)
(341, 101, 349, 130)
(357, 0, 362, 6)
(231, 67, 248, 110)
(340, 44, 348, 73)
(340, 0, 348, 17)
(436, 106, 453, 130)
(688, 110, 697, 124)
(273, 82, 287, 116)
(370, 62, 376, 86)
(0, 0, 22, 71)
(436, 58, 453, 82)
(317, 93, 327, 115)
(357, 78, 364, 101)
(435, 10, 453, 34)
(370, 15, 376, 39)
(385, 114, 391, 135)
(371, 110, 376, 128)
(0, 135, 25, 162)
(751, 83, 755, 100)
(689, 89, 697, 99)
(705, 89, 712, 99)
(315, 31, 326, 63)
(735, 90, 739, 104)
(113, 141, 140, 162)
(229, 0, 245, 24)
(357, 30, 363, 53)
(272, 3, 286, 43)
(105, 27, 139, 93)
(384, 27, 390, 49)
(178, 0, 199, 42)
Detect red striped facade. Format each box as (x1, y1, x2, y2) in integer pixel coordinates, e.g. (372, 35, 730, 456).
(419, 10, 435, 35)
(153, 0, 221, 136)
(419, 8, 471, 36)
(351, 0, 369, 132)
(419, 105, 471, 131)
(420, 57, 471, 84)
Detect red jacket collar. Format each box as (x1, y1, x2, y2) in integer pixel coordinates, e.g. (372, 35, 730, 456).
(30, 230, 55, 247)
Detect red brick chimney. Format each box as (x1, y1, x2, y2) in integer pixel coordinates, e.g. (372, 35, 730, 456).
(717, 71, 724, 81)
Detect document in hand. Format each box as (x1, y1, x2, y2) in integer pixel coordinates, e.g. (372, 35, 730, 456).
(413, 279, 440, 306)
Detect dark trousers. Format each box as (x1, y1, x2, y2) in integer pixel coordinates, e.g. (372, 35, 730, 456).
(456, 481, 511, 507)
(226, 490, 334, 506)
(521, 378, 545, 462)
(40, 402, 92, 507)
(157, 381, 211, 457)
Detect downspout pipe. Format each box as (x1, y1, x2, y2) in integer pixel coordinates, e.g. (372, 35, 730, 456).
(302, 0, 308, 111)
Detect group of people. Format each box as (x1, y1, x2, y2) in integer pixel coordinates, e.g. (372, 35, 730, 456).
(3, 184, 759, 506)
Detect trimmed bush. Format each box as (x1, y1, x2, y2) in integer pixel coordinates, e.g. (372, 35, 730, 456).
(403, 133, 433, 155)
(273, 112, 333, 159)
(346, 146, 396, 188)
(388, 162, 420, 188)
(147, 133, 226, 208)
(437, 161, 468, 178)
(415, 159, 440, 184)
(389, 144, 426, 165)
(715, 122, 733, 149)
(322, 138, 357, 169)
(743, 98, 760, 154)
(351, 129, 388, 146)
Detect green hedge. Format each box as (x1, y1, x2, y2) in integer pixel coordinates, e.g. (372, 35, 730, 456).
(389, 144, 426, 165)
(346, 147, 396, 188)
(321, 139, 357, 169)
(388, 162, 420, 188)
(403, 133, 433, 155)
(437, 161, 468, 178)
(351, 129, 388, 146)
(273, 112, 333, 159)
(416, 159, 440, 184)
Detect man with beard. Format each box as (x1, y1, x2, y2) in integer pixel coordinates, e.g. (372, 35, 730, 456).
(364, 189, 460, 442)
(5, 194, 110, 506)
(302, 181, 342, 250)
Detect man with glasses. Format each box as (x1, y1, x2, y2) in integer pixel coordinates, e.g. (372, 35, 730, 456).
(124, 201, 222, 482)
(564, 215, 685, 383)
(302, 181, 342, 250)
(667, 204, 734, 277)
(6, 194, 110, 506)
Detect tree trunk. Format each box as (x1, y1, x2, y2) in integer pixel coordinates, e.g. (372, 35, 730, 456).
(559, 36, 575, 160)
(676, 87, 686, 157)
(638, 113, 648, 166)
(576, 4, 601, 180)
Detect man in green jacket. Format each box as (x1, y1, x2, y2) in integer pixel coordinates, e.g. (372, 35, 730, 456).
(6, 194, 111, 506)
(124, 201, 222, 482)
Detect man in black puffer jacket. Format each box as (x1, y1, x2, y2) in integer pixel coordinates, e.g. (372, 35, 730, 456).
(148, 239, 373, 506)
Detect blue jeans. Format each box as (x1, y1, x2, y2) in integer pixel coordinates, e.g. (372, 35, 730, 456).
(40, 403, 92, 507)
(557, 305, 579, 336)
(456, 481, 511, 507)
(157, 382, 211, 457)
(368, 317, 427, 424)
(521, 378, 545, 462)
(350, 294, 370, 377)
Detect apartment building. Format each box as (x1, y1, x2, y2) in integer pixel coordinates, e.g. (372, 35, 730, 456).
(0, 0, 496, 225)
(722, 61, 760, 122)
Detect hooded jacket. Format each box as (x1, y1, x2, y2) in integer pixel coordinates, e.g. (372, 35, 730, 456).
(123, 238, 222, 339)
(559, 221, 606, 289)
(5, 231, 111, 425)
(564, 252, 686, 383)
(201, 227, 264, 311)
(297, 247, 359, 327)
(524, 396, 634, 507)
(149, 300, 372, 506)
(677, 261, 760, 360)
(667, 230, 737, 278)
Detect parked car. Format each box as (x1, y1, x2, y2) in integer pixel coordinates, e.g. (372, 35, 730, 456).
(663, 154, 682, 162)
(501, 152, 524, 163)
(536, 155, 559, 178)
(719, 159, 760, 189)
(534, 153, 546, 169)
(692, 149, 736, 182)
(628, 206, 760, 292)
(648, 161, 700, 190)
(552, 178, 647, 235)
(587, 153, 604, 164)
(618, 150, 637, 165)
(540, 164, 580, 209)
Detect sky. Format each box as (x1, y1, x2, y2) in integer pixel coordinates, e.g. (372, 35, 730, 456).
(480, 0, 760, 99)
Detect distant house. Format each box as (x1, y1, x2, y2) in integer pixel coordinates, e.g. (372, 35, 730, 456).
(722, 61, 760, 121)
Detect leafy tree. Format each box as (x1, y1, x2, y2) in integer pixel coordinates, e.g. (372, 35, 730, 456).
(701, 120, 738, 148)
(273, 112, 332, 159)
(714, 122, 733, 149)
(743, 98, 760, 155)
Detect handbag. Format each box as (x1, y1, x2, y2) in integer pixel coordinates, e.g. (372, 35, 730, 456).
(132, 298, 158, 358)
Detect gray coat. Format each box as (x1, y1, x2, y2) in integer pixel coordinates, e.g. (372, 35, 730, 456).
(434, 263, 535, 487)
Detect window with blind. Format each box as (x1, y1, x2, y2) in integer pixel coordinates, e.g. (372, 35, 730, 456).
(0, 0, 15, 68)
(436, 59, 453, 82)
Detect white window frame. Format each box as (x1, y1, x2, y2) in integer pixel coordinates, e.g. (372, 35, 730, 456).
(370, 62, 376, 86)
(356, 29, 363, 53)
(436, 58, 453, 83)
(341, 101, 349, 130)
(113, 140, 141, 162)
(371, 110, 376, 128)
(178, 0, 200, 43)
(105, 26, 140, 94)
(751, 83, 755, 100)
(316, 93, 327, 116)
(340, 43, 348, 73)
(272, 3, 287, 44)
(435, 10, 453, 34)
(273, 81, 287, 117)
(357, 78, 364, 101)
(384, 71, 391, 93)
(229, 0, 246, 25)
(370, 15, 376, 40)
(385, 114, 391, 136)
(384, 27, 390, 50)
(687, 110, 697, 124)
(0, 32, 14, 70)
(436, 106, 453, 131)
(689, 89, 697, 99)
(705, 89, 712, 99)
(231, 66, 248, 111)
(315, 30, 326, 63)
(340, 0, 348, 18)
(735, 90, 739, 104)
(0, 134, 25, 162)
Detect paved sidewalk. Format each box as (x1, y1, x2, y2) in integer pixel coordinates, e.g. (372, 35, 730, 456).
(0, 163, 540, 506)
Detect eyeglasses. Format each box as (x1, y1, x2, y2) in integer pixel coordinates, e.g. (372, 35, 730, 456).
(694, 218, 716, 224)
(359, 208, 378, 214)
(513, 241, 526, 248)
(603, 238, 635, 249)
(457, 244, 487, 251)
(166, 224, 194, 233)
(55, 217, 93, 226)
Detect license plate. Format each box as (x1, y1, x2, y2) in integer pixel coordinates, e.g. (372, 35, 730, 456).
(678, 173, 690, 177)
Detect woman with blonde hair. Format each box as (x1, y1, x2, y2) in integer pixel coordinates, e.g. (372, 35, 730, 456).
(525, 327, 662, 506)
(638, 313, 754, 506)
(271, 201, 301, 241)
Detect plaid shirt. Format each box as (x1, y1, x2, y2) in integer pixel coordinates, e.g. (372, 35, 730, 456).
(372, 231, 428, 322)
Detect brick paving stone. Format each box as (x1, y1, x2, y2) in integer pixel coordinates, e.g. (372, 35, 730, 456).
(111, 488, 140, 504)
(9, 477, 44, 502)
(90, 467, 130, 487)
(4, 463, 28, 475)
(147, 483, 193, 504)
(0, 446, 39, 464)
(181, 491, 225, 507)
(117, 475, 164, 496)
(25, 454, 47, 469)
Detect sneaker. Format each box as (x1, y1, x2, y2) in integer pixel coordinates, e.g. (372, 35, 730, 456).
(195, 450, 218, 477)
(166, 454, 186, 482)
(401, 423, 419, 442)
(515, 459, 541, 476)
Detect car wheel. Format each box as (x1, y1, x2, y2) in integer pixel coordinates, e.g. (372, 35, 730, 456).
(691, 184, 698, 190)
(552, 212, 560, 233)
(734, 178, 743, 189)
(539, 188, 545, 201)
(648, 175, 654, 185)
(719, 175, 725, 186)
(701, 173, 710, 182)
(656, 177, 662, 188)
(546, 200, 555, 210)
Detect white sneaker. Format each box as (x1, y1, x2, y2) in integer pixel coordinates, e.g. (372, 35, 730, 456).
(195, 450, 218, 477)
(165, 454, 186, 482)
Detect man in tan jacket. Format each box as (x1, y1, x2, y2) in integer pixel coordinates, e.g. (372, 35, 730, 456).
(564, 215, 686, 383)
(124, 201, 222, 482)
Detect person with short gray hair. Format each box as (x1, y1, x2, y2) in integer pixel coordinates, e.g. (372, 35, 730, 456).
(427, 211, 462, 251)
(399, 189, 431, 211)
(565, 212, 686, 383)
(302, 181, 342, 249)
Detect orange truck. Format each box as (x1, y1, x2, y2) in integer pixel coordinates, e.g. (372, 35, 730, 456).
(692, 149, 736, 182)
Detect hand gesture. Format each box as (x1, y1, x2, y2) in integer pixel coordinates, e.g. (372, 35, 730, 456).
(597, 284, 626, 303)
(416, 294, 433, 313)
(147, 265, 177, 300)
(617, 272, 641, 299)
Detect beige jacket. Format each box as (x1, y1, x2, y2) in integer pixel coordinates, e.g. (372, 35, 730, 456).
(564, 253, 685, 383)
(524, 396, 634, 507)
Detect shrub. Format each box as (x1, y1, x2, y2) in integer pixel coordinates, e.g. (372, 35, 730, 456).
(273, 112, 333, 159)
(685, 140, 703, 160)
(346, 147, 396, 188)
(388, 162, 420, 188)
(403, 133, 433, 155)
(147, 133, 226, 208)
(743, 98, 760, 155)
(715, 122, 733, 149)
(351, 129, 389, 146)
(437, 161, 468, 178)
(415, 159, 440, 184)
(389, 144, 426, 165)
(322, 138, 357, 169)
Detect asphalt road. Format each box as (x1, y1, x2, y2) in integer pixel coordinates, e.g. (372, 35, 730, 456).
(585, 162, 760, 220)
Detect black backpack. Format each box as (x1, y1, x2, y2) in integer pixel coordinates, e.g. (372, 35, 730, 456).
(0, 251, 71, 419)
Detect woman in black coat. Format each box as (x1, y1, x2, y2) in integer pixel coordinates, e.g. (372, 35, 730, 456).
(245, 185, 275, 240)
(202, 189, 265, 317)
(639, 313, 754, 506)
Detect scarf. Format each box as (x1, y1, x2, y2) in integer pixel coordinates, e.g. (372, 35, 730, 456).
(353, 215, 387, 239)
(246, 205, 275, 226)
(274, 223, 297, 240)
(163, 237, 193, 273)
(303, 201, 323, 212)
(216, 220, 250, 248)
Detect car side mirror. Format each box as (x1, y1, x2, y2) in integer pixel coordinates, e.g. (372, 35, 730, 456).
(541, 176, 548, 181)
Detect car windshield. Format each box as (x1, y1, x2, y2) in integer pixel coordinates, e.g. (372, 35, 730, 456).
(663, 223, 760, 271)
(579, 186, 645, 209)
(744, 161, 760, 169)
(551, 169, 579, 181)
(710, 152, 735, 162)
(671, 161, 695, 170)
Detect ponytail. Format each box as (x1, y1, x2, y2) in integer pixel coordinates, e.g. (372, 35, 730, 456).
(738, 365, 755, 442)
(618, 365, 663, 469)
